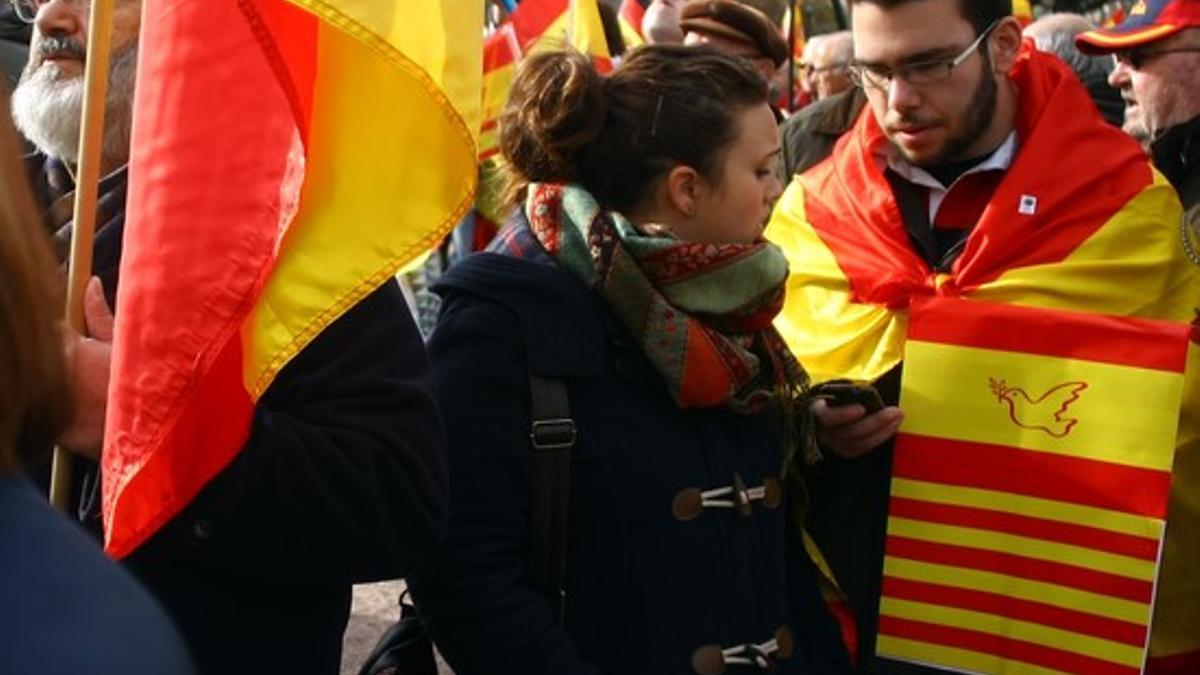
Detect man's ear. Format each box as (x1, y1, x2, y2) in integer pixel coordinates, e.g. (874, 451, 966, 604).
(665, 164, 700, 218)
(988, 16, 1025, 75)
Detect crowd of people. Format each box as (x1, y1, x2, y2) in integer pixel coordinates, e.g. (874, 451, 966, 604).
(3, 0, 1200, 674)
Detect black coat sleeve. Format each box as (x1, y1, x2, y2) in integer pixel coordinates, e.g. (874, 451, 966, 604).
(408, 291, 604, 675)
(138, 280, 449, 586)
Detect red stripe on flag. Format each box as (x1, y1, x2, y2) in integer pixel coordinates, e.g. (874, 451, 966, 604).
(894, 434, 1172, 520)
(889, 497, 1160, 561)
(619, 0, 645, 35)
(879, 615, 1141, 675)
(908, 296, 1189, 373)
(480, 118, 498, 133)
(509, 0, 568, 49)
(883, 576, 1148, 647)
(886, 535, 1154, 603)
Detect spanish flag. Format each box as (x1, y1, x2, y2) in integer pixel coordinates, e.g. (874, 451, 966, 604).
(880, 296, 1188, 674)
(102, 0, 481, 558)
(1013, 0, 1033, 27)
(767, 45, 1200, 671)
(508, 0, 613, 70)
(618, 0, 648, 47)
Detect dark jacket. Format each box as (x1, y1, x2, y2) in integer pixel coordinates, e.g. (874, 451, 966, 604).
(409, 225, 851, 675)
(780, 89, 866, 178)
(0, 477, 194, 675)
(29, 154, 449, 675)
(1153, 113, 1200, 210)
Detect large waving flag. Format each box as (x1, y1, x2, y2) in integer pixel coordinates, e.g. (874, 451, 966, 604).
(102, 0, 482, 558)
(879, 296, 1188, 674)
(767, 45, 1200, 671)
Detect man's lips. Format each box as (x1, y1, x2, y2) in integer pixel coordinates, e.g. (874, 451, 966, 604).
(891, 124, 938, 143)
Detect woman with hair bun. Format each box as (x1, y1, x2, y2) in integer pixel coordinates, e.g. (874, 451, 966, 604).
(409, 45, 850, 674)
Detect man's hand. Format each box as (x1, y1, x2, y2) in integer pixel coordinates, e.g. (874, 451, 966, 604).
(812, 398, 904, 459)
(59, 277, 114, 460)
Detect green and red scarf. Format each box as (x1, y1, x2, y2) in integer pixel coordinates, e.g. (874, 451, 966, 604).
(524, 182, 807, 414)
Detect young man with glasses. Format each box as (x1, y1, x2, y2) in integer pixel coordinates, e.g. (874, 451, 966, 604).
(767, 0, 1200, 671)
(1077, 0, 1200, 210)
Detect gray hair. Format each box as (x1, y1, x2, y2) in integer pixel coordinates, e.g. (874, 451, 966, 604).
(1024, 13, 1123, 126)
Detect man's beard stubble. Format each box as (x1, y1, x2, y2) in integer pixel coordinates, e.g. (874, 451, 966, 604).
(11, 38, 137, 168)
(896, 50, 999, 169)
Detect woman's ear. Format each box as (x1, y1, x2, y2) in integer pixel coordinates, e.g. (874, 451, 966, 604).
(665, 165, 700, 218)
(989, 17, 1024, 75)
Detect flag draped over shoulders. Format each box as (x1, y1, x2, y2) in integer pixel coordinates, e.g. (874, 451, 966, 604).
(102, 0, 481, 559)
(767, 44, 1200, 670)
(769, 45, 1191, 384)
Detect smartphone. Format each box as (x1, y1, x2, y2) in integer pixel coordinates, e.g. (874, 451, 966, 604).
(812, 379, 885, 414)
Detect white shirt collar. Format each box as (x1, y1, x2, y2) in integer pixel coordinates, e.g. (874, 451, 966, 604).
(882, 132, 1019, 223)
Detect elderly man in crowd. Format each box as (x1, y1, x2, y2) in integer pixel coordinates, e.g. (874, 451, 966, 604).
(8, 0, 450, 673)
(1078, 0, 1200, 210)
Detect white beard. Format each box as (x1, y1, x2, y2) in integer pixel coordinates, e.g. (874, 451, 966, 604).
(10, 45, 137, 167)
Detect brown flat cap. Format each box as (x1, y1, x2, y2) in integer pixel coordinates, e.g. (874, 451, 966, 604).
(679, 0, 789, 68)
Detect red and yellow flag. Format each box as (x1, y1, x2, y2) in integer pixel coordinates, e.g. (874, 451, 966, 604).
(618, 0, 647, 48)
(102, 0, 481, 558)
(879, 296, 1188, 674)
(1013, 0, 1033, 27)
(508, 0, 613, 70)
(767, 45, 1200, 671)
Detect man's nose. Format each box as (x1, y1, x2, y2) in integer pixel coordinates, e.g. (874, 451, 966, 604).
(34, 0, 86, 41)
(1108, 60, 1131, 91)
(886, 74, 921, 113)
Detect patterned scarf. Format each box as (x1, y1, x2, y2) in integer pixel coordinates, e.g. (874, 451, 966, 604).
(524, 182, 808, 414)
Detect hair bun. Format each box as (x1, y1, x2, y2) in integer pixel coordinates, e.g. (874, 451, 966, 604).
(499, 50, 609, 185)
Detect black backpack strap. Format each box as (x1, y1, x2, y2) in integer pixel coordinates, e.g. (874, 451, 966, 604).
(527, 372, 575, 625)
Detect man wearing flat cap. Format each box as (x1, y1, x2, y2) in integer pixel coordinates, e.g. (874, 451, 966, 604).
(1077, 0, 1200, 209)
(679, 0, 788, 80)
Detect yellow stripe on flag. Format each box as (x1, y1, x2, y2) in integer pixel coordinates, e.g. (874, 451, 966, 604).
(887, 517, 1158, 582)
(891, 478, 1165, 541)
(883, 558, 1150, 624)
(244, 0, 481, 394)
(876, 635, 1071, 675)
(901, 341, 1183, 471)
(880, 597, 1146, 667)
(974, 174, 1194, 323)
(766, 184, 904, 382)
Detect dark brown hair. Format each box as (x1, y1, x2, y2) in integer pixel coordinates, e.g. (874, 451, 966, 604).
(500, 44, 769, 213)
(0, 91, 71, 474)
(848, 0, 1010, 36)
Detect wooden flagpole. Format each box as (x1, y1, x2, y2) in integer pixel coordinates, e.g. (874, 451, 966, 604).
(51, 0, 116, 510)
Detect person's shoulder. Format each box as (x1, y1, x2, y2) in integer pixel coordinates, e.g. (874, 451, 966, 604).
(0, 479, 194, 675)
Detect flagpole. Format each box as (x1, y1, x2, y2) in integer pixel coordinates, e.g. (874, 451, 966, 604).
(51, 0, 116, 511)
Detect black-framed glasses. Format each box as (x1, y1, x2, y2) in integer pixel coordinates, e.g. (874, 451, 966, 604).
(8, 0, 90, 23)
(1112, 46, 1200, 70)
(849, 21, 998, 91)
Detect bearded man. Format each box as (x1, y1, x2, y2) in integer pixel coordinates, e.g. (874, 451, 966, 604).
(767, 0, 1200, 671)
(8, 2, 450, 674)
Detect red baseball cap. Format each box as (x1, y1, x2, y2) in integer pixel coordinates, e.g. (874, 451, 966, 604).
(1076, 0, 1200, 54)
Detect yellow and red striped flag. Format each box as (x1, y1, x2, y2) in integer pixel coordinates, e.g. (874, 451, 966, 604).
(877, 296, 1189, 674)
(510, 0, 613, 70)
(102, 0, 481, 558)
(618, 0, 648, 47)
(480, 23, 522, 163)
(768, 45, 1200, 671)
(1013, 0, 1033, 27)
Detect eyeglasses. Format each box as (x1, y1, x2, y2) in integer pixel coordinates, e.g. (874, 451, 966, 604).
(849, 22, 998, 91)
(1112, 46, 1200, 70)
(9, 0, 90, 23)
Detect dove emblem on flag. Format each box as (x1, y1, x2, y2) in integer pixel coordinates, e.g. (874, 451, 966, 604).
(988, 379, 1089, 438)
